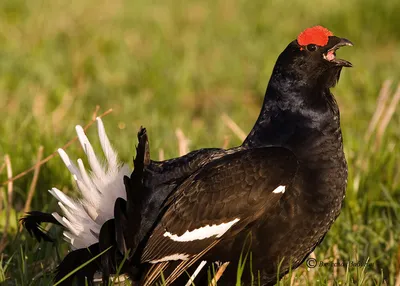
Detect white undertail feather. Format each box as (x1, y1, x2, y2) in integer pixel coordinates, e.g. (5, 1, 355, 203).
(50, 118, 130, 249)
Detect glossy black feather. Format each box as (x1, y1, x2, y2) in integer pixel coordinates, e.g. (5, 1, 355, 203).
(54, 243, 100, 286)
(20, 211, 62, 242)
(137, 33, 350, 285)
(114, 197, 128, 255)
(141, 147, 298, 262)
(121, 130, 232, 262)
(98, 219, 118, 283)
(122, 127, 151, 258)
(22, 28, 351, 286)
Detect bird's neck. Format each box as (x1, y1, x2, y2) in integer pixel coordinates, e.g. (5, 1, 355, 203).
(243, 81, 344, 169)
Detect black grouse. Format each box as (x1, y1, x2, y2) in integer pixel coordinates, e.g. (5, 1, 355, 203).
(21, 25, 352, 285)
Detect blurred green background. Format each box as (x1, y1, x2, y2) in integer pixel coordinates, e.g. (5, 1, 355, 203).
(0, 0, 400, 285)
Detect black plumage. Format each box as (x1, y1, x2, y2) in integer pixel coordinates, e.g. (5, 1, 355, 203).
(131, 27, 351, 285)
(21, 26, 352, 285)
(54, 243, 100, 286)
(20, 211, 62, 242)
(141, 147, 298, 263)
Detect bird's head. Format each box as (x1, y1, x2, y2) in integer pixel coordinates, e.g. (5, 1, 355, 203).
(273, 26, 353, 89)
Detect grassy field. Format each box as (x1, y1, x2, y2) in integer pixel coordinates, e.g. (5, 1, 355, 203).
(0, 0, 400, 284)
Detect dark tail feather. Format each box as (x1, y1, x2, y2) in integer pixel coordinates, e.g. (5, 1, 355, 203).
(124, 126, 149, 221)
(56, 220, 133, 286)
(122, 127, 151, 257)
(114, 197, 128, 255)
(54, 243, 100, 286)
(99, 217, 143, 284)
(98, 219, 119, 283)
(19, 211, 62, 242)
(136, 126, 150, 168)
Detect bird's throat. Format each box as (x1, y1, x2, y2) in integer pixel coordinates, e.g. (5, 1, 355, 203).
(244, 87, 344, 169)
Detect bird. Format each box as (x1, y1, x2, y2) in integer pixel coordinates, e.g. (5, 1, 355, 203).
(133, 25, 352, 285)
(21, 25, 352, 285)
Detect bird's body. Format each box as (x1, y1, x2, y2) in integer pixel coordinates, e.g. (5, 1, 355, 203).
(137, 28, 350, 285)
(211, 112, 347, 284)
(21, 25, 352, 286)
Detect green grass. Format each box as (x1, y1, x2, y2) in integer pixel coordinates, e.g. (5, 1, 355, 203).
(1, 0, 400, 285)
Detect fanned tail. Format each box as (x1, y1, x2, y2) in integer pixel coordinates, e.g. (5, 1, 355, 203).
(21, 119, 150, 285)
(50, 117, 130, 249)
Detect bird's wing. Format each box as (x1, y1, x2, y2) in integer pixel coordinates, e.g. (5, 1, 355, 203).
(146, 147, 232, 186)
(117, 128, 236, 259)
(141, 146, 298, 263)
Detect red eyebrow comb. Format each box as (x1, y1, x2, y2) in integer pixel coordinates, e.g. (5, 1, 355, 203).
(297, 26, 333, 47)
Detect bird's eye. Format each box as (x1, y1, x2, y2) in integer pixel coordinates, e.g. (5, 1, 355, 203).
(306, 44, 318, 52)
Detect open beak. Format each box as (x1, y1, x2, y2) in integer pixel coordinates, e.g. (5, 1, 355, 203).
(323, 38, 353, 67)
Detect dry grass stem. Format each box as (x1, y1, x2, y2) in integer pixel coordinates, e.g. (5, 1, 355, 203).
(19, 146, 44, 232)
(159, 148, 165, 161)
(364, 79, 392, 142)
(307, 251, 316, 282)
(0, 160, 6, 175)
(209, 262, 230, 286)
(51, 91, 74, 132)
(395, 271, 400, 286)
(221, 113, 246, 141)
(395, 245, 400, 286)
(0, 159, 5, 212)
(289, 272, 296, 286)
(92, 105, 101, 121)
(1, 108, 113, 186)
(176, 128, 190, 156)
(0, 155, 14, 253)
(375, 83, 400, 148)
(222, 135, 230, 149)
(332, 244, 339, 280)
